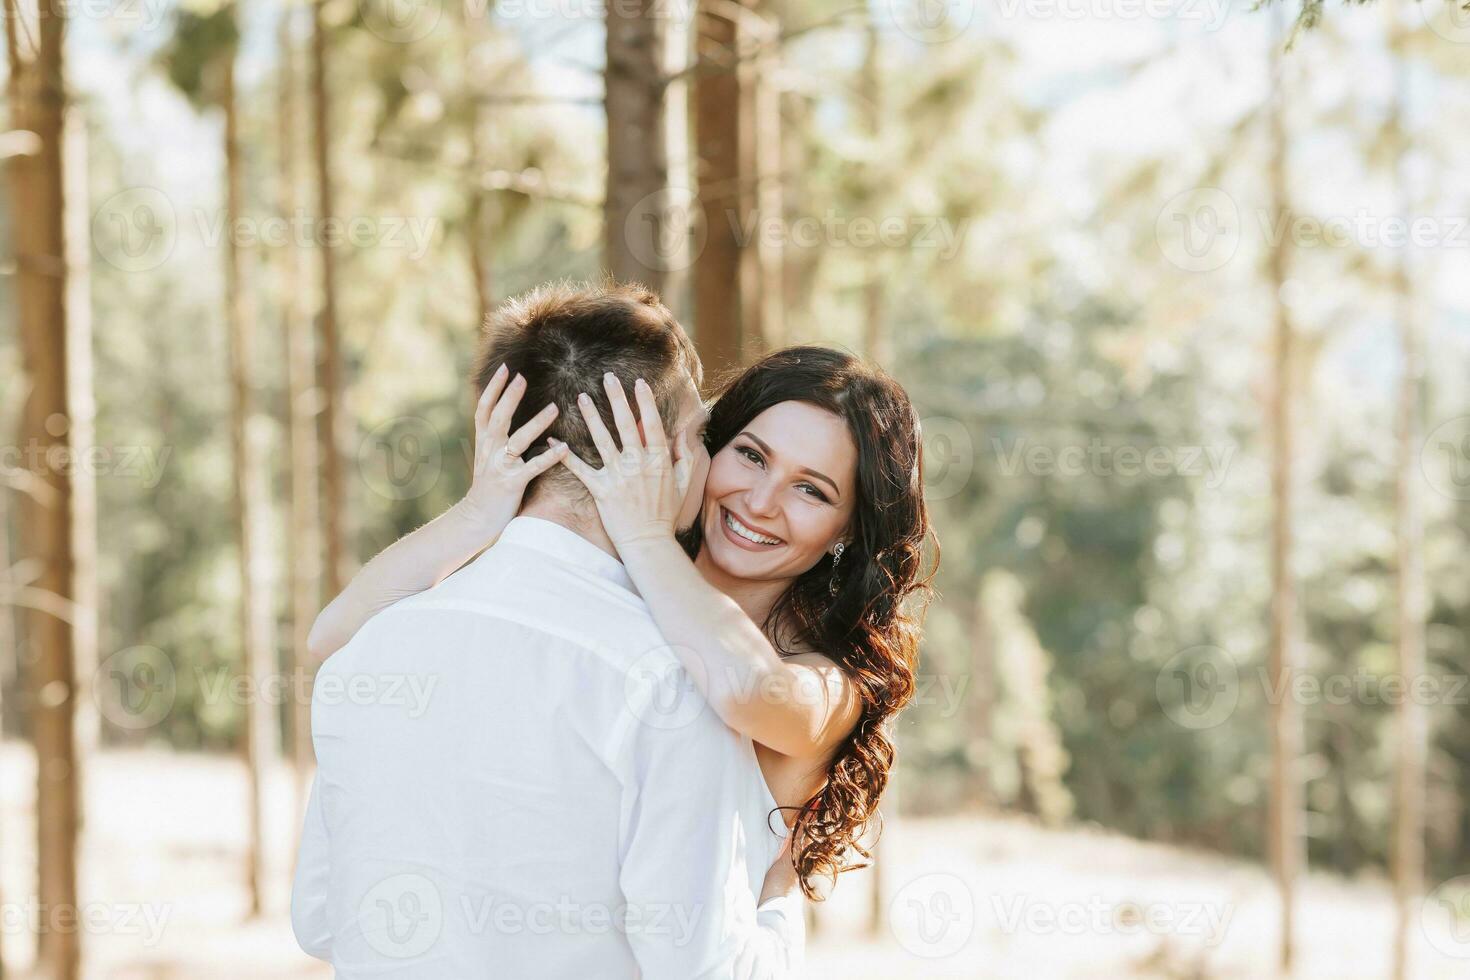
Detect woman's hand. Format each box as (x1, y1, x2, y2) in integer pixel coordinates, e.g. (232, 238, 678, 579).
(306, 364, 566, 663)
(461, 363, 569, 537)
(557, 372, 692, 548)
(759, 837, 802, 905)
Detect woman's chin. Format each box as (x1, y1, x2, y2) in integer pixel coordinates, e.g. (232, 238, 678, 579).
(705, 530, 768, 578)
(706, 529, 818, 584)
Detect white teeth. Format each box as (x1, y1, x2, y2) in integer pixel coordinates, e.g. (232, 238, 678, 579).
(724, 510, 780, 546)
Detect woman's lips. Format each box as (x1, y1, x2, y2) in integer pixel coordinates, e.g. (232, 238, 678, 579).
(719, 506, 783, 551)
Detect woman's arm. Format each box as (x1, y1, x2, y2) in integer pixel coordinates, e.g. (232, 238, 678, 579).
(557, 375, 860, 759)
(307, 365, 568, 661)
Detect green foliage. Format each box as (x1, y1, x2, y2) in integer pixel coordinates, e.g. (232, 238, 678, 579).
(158, 5, 240, 107)
(2, 0, 1467, 898)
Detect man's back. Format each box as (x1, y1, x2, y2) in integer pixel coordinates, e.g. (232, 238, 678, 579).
(292, 517, 793, 978)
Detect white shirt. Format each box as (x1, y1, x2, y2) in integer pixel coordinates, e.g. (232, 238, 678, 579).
(291, 516, 801, 978)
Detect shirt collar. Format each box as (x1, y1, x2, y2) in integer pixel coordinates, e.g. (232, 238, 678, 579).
(497, 516, 636, 594)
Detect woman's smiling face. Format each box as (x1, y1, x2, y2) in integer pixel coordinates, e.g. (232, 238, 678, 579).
(699, 400, 858, 583)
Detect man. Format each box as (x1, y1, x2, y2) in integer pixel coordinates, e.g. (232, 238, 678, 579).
(290, 281, 802, 978)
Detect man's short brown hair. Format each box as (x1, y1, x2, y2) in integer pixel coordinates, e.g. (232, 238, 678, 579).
(471, 279, 703, 501)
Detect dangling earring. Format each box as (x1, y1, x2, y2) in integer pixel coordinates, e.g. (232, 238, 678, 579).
(829, 542, 845, 596)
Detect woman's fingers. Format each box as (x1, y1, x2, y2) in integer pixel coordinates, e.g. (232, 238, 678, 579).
(602, 372, 643, 453)
(506, 402, 559, 457)
(518, 440, 569, 482)
(553, 439, 599, 488)
(487, 373, 528, 438)
(475, 363, 509, 434)
(631, 378, 667, 451)
(672, 454, 693, 498)
(577, 392, 621, 467)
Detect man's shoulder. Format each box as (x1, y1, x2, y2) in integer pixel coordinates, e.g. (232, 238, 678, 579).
(379, 537, 668, 669)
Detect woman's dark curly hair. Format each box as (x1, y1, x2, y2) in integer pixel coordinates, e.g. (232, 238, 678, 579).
(680, 346, 938, 899)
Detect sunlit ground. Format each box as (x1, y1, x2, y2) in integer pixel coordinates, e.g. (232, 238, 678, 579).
(0, 742, 1462, 978)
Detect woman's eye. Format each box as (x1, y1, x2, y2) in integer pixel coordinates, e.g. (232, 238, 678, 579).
(797, 483, 829, 501)
(737, 446, 763, 466)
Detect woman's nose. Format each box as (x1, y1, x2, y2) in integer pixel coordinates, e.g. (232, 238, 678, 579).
(745, 478, 780, 517)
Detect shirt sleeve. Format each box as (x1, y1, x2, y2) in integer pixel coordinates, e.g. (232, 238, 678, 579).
(290, 774, 334, 962)
(610, 677, 805, 980)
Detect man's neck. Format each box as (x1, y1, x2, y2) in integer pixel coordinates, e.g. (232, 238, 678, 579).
(517, 495, 620, 561)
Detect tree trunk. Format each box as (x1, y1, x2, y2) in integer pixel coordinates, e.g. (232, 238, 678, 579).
(604, 0, 670, 293)
(1264, 13, 1301, 973)
(5, 0, 81, 973)
(63, 107, 98, 771)
(0, 381, 15, 980)
(859, 23, 886, 362)
(739, 5, 781, 356)
(222, 48, 275, 919)
(311, 0, 348, 599)
(467, 193, 492, 331)
(692, 0, 743, 378)
(1387, 11, 1425, 979)
(462, 13, 494, 331)
(278, 0, 320, 811)
(969, 587, 995, 807)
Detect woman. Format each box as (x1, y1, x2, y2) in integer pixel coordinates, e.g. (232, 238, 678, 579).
(311, 346, 936, 899)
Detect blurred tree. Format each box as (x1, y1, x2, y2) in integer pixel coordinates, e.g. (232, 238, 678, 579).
(693, 0, 746, 377)
(742, 8, 783, 353)
(1386, 10, 1426, 980)
(61, 109, 98, 793)
(1264, 14, 1303, 970)
(605, 0, 670, 289)
(311, 0, 349, 600)
(4, 0, 81, 972)
(0, 366, 15, 980)
(855, 19, 883, 363)
(985, 571, 1074, 825)
(159, 0, 276, 916)
(277, 0, 321, 800)
(692, 0, 784, 377)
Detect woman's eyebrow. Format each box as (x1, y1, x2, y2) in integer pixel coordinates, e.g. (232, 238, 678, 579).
(739, 431, 841, 497)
